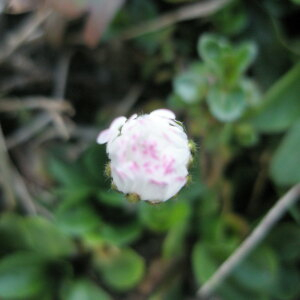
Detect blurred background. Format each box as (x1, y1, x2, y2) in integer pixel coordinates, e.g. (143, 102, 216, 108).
(0, 0, 300, 299)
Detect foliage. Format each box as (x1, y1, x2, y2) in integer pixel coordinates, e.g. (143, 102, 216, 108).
(1, 0, 300, 299)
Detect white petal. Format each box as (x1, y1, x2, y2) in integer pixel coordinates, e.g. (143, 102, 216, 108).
(128, 113, 138, 121)
(110, 116, 127, 131)
(138, 179, 167, 202)
(97, 129, 111, 144)
(164, 176, 187, 201)
(150, 109, 176, 119)
(97, 116, 127, 144)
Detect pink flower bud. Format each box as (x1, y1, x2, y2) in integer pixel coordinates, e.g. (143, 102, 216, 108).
(97, 109, 191, 203)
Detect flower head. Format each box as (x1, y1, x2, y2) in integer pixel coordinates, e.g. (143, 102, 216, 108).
(97, 109, 192, 203)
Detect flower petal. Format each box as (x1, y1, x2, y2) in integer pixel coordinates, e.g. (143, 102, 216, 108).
(150, 109, 176, 119)
(110, 116, 127, 131)
(99, 109, 191, 202)
(97, 129, 111, 144)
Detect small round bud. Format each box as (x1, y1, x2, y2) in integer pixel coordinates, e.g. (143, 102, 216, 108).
(97, 109, 192, 203)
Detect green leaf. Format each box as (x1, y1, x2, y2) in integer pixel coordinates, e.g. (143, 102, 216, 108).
(81, 144, 108, 186)
(49, 145, 108, 190)
(269, 223, 300, 262)
(24, 217, 75, 257)
(192, 239, 240, 285)
(270, 120, 300, 185)
(212, 1, 248, 36)
(221, 43, 257, 87)
(207, 85, 247, 122)
(0, 252, 48, 299)
(198, 34, 229, 66)
(33, 294, 54, 300)
(138, 201, 190, 232)
(198, 34, 231, 79)
(240, 78, 261, 107)
(288, 205, 300, 225)
(218, 282, 268, 300)
(164, 0, 197, 3)
(163, 221, 188, 259)
(234, 42, 257, 78)
(270, 265, 300, 300)
(192, 242, 219, 285)
(0, 214, 30, 255)
(193, 243, 277, 299)
(290, 0, 300, 4)
(56, 204, 101, 236)
(64, 279, 111, 300)
(198, 217, 227, 243)
(97, 191, 126, 207)
(135, 27, 174, 55)
(126, 0, 158, 24)
(231, 246, 278, 292)
(198, 34, 256, 87)
(167, 93, 188, 110)
(234, 123, 259, 147)
(48, 156, 88, 187)
(57, 186, 94, 206)
(99, 222, 142, 246)
(173, 63, 208, 104)
(149, 275, 183, 300)
(250, 63, 300, 133)
(95, 248, 145, 291)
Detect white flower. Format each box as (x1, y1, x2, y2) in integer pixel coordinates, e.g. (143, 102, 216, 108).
(97, 109, 192, 203)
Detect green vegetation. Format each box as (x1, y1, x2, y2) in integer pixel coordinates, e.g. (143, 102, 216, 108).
(1, 0, 300, 299)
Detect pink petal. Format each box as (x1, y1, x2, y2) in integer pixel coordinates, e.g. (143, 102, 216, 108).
(151, 109, 176, 119)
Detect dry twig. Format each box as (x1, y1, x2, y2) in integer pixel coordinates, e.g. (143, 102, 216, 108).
(50, 51, 74, 139)
(0, 124, 16, 209)
(118, 0, 230, 40)
(53, 51, 73, 98)
(4, 51, 73, 148)
(12, 168, 37, 215)
(0, 97, 74, 113)
(197, 183, 300, 299)
(113, 85, 143, 117)
(0, 123, 36, 214)
(0, 10, 52, 63)
(6, 114, 53, 149)
(2, 96, 74, 149)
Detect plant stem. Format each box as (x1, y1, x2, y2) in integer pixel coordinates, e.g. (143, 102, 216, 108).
(197, 183, 300, 299)
(0, 10, 51, 63)
(0, 124, 16, 209)
(118, 0, 230, 40)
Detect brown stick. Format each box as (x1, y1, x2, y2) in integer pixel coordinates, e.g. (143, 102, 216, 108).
(0, 97, 73, 113)
(6, 114, 52, 149)
(118, 0, 230, 40)
(0, 124, 16, 210)
(0, 123, 36, 214)
(4, 50, 73, 148)
(197, 183, 300, 299)
(0, 10, 52, 63)
(50, 51, 74, 139)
